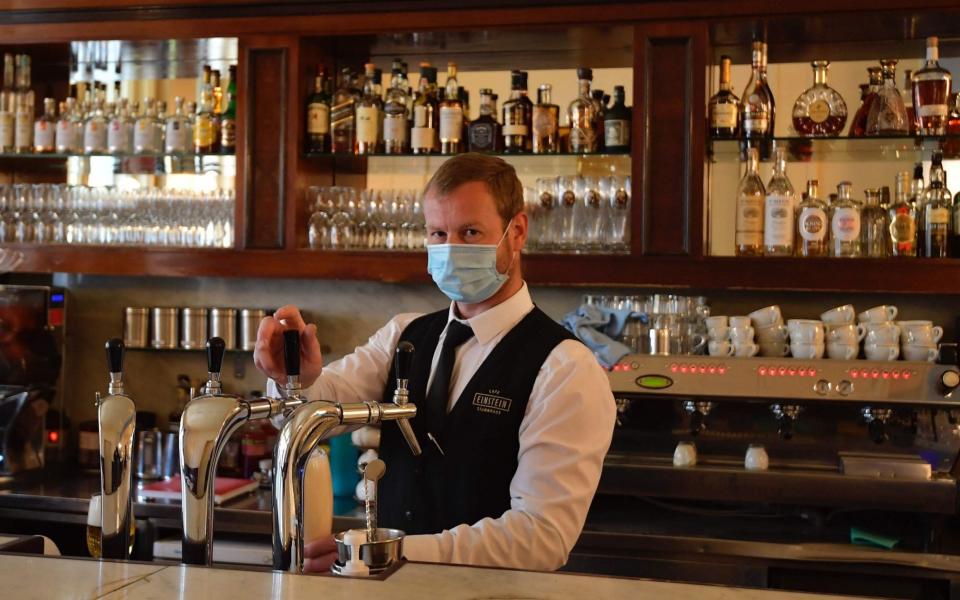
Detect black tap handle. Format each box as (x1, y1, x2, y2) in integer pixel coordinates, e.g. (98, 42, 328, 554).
(207, 337, 226, 374)
(283, 329, 301, 377)
(395, 341, 415, 381)
(105, 338, 124, 374)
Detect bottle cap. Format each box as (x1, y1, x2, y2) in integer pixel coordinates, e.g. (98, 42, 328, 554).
(576, 67, 593, 80)
(419, 65, 431, 78)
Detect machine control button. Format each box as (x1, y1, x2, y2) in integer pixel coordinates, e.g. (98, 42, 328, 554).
(814, 379, 831, 395)
(939, 370, 960, 395)
(837, 380, 854, 396)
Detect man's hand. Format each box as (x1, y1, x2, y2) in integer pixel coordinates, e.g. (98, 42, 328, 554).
(302, 535, 338, 573)
(253, 305, 324, 388)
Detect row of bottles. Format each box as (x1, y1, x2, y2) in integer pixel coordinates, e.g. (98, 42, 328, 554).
(3, 57, 237, 155)
(735, 147, 959, 258)
(710, 36, 954, 139)
(305, 61, 632, 155)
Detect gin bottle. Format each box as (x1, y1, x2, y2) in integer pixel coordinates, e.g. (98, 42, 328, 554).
(764, 146, 795, 256)
(795, 179, 829, 257)
(830, 181, 861, 257)
(735, 146, 765, 256)
(107, 98, 134, 155)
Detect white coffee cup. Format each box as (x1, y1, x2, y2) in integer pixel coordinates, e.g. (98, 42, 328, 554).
(821, 304, 856, 326)
(707, 325, 730, 341)
(858, 305, 898, 323)
(902, 344, 938, 362)
(786, 320, 825, 344)
(729, 326, 755, 343)
(759, 342, 790, 357)
(705, 316, 728, 330)
(729, 316, 752, 328)
(748, 305, 782, 328)
(826, 323, 866, 345)
(673, 441, 697, 467)
(708, 340, 735, 357)
(826, 342, 859, 360)
(756, 323, 789, 343)
(864, 343, 900, 361)
(733, 342, 759, 357)
(900, 322, 943, 345)
(863, 322, 901, 345)
(744, 444, 769, 471)
(790, 341, 824, 359)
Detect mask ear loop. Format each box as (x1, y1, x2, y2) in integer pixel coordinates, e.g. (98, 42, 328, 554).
(498, 216, 518, 276)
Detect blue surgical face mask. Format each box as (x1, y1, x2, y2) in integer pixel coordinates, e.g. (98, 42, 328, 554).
(427, 221, 514, 304)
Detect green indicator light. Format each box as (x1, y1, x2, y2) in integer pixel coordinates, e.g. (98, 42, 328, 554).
(636, 375, 673, 390)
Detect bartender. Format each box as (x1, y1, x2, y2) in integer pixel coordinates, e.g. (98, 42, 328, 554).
(254, 153, 616, 572)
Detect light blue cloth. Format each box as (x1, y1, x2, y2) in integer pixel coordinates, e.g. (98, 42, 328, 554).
(562, 304, 643, 368)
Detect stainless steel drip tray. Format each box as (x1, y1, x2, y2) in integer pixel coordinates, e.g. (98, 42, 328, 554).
(839, 452, 932, 480)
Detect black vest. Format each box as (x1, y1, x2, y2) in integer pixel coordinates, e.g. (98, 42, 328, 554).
(378, 306, 577, 535)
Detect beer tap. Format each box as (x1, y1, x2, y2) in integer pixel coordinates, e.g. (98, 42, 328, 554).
(273, 339, 421, 574)
(96, 338, 136, 560)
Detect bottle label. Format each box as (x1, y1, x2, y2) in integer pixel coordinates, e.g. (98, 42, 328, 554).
(711, 103, 737, 128)
(84, 121, 107, 153)
(439, 106, 463, 142)
(308, 103, 329, 135)
(193, 118, 216, 148)
(569, 127, 595, 150)
(799, 207, 827, 242)
(503, 124, 528, 136)
(743, 116, 769, 133)
(413, 105, 430, 128)
(808, 100, 830, 124)
(735, 196, 763, 246)
(928, 206, 949, 225)
(469, 122, 494, 150)
(831, 207, 861, 242)
(891, 212, 916, 243)
(0, 112, 13, 148)
(108, 121, 131, 153)
(383, 115, 408, 144)
(411, 126, 434, 150)
(919, 104, 948, 118)
(532, 106, 557, 137)
(15, 113, 32, 148)
(764, 193, 794, 247)
(356, 105, 379, 144)
(34, 121, 54, 150)
(604, 119, 630, 148)
(220, 119, 236, 149)
(165, 121, 186, 153)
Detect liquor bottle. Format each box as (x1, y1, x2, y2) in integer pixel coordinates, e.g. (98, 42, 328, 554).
(603, 85, 631, 153)
(792, 60, 847, 137)
(356, 63, 381, 155)
(735, 146, 765, 257)
(740, 41, 774, 139)
(860, 188, 889, 257)
(850, 67, 882, 137)
(708, 55, 739, 139)
(194, 68, 217, 153)
(922, 158, 951, 258)
(467, 88, 500, 153)
(221, 65, 237, 154)
(866, 59, 909, 136)
(32, 97, 56, 154)
(14, 55, 34, 154)
(952, 186, 960, 257)
(210, 69, 222, 152)
(56, 97, 82, 154)
(913, 36, 952, 137)
(410, 65, 438, 155)
(164, 96, 190, 154)
(531, 84, 559, 154)
(889, 171, 917, 257)
(830, 182, 861, 258)
(382, 60, 409, 154)
(903, 70, 917, 135)
(331, 67, 357, 154)
(945, 93, 960, 158)
(134, 97, 160, 154)
(438, 62, 463, 155)
(592, 89, 608, 150)
(458, 86, 470, 144)
(503, 70, 533, 153)
(107, 98, 134, 155)
(759, 43, 775, 134)
(568, 68, 598, 153)
(374, 68, 384, 144)
(305, 68, 330, 154)
(764, 147, 795, 256)
(795, 179, 830, 257)
(912, 162, 927, 255)
(83, 89, 108, 155)
(0, 54, 13, 153)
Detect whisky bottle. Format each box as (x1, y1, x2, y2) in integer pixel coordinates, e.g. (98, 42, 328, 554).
(532, 83, 559, 154)
(740, 41, 773, 139)
(912, 162, 928, 255)
(382, 60, 409, 154)
(860, 188, 889, 257)
(33, 97, 55, 153)
(331, 67, 357, 154)
(356, 63, 381, 155)
(210, 69, 223, 152)
(437, 62, 463, 155)
(592, 89, 608, 151)
(0, 54, 13, 153)
(467, 88, 500, 152)
(164, 96, 189, 154)
(764, 147, 795, 256)
(850, 67, 882, 137)
(107, 98, 134, 155)
(83, 89, 108, 155)
(913, 36, 952, 136)
(866, 59, 909, 136)
(194, 66, 217, 153)
(709, 55, 739, 139)
(567, 68, 598, 153)
(792, 61, 847, 137)
(795, 179, 829, 257)
(410, 65, 438, 155)
(603, 85, 631, 153)
(134, 97, 160, 154)
(220, 64, 237, 154)
(14, 54, 34, 154)
(735, 146, 765, 256)
(922, 159, 951, 257)
(502, 70, 532, 153)
(831, 182, 861, 257)
(306, 68, 330, 154)
(889, 171, 917, 257)
(903, 69, 917, 135)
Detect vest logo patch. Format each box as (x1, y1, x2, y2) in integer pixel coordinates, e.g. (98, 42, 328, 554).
(472, 391, 512, 415)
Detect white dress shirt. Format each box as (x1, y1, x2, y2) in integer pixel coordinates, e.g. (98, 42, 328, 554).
(268, 283, 616, 571)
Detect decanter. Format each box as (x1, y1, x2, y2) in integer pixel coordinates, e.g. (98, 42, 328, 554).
(792, 60, 847, 137)
(866, 59, 909, 136)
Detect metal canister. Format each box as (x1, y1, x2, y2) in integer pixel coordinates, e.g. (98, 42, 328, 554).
(123, 307, 150, 349)
(151, 307, 178, 349)
(180, 307, 209, 350)
(240, 308, 266, 351)
(209, 308, 238, 349)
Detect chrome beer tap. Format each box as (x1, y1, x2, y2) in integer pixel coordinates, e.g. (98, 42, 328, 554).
(273, 340, 421, 574)
(96, 338, 136, 560)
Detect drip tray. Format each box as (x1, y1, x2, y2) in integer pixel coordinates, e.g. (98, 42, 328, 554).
(839, 452, 932, 480)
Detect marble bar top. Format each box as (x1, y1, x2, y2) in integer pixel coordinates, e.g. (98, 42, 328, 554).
(2, 553, 876, 600)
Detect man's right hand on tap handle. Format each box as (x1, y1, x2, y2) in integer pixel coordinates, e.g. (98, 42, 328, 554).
(253, 305, 324, 388)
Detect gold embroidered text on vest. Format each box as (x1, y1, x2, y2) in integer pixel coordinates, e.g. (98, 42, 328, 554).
(472, 392, 513, 415)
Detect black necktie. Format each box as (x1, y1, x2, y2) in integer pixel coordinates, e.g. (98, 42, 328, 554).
(425, 320, 474, 437)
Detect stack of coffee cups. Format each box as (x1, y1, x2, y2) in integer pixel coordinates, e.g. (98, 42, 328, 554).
(821, 304, 863, 360)
(858, 305, 901, 361)
(749, 305, 789, 357)
(787, 319, 825, 359)
(706, 316, 759, 357)
(899, 320, 942, 362)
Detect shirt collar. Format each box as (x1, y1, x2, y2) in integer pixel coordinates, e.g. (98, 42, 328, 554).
(447, 282, 534, 346)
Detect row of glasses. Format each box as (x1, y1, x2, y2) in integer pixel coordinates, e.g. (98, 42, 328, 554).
(528, 175, 631, 254)
(0, 184, 234, 248)
(306, 186, 425, 251)
(584, 294, 710, 355)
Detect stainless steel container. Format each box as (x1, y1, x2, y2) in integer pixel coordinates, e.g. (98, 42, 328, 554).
(123, 307, 150, 349)
(332, 528, 404, 575)
(209, 308, 237, 349)
(181, 307, 209, 349)
(239, 309, 266, 351)
(151, 307, 179, 349)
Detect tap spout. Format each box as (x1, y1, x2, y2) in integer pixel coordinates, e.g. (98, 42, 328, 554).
(98, 339, 135, 560)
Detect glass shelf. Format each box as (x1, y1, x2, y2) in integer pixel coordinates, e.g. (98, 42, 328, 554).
(709, 136, 960, 162)
(303, 151, 631, 159)
(0, 152, 236, 160)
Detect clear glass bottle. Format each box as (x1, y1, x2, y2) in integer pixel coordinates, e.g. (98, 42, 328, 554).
(860, 188, 889, 257)
(83, 89, 108, 155)
(467, 88, 500, 153)
(0, 54, 14, 153)
(305, 67, 330, 154)
(792, 60, 847, 137)
(889, 170, 917, 257)
(331, 67, 357, 154)
(382, 60, 409, 154)
(764, 147, 795, 256)
(830, 181, 861, 257)
(14, 55, 34, 154)
(107, 98, 134, 155)
(795, 179, 830, 257)
(709, 55, 739, 139)
(356, 62, 382, 155)
(913, 36, 952, 136)
(850, 67, 882, 137)
(740, 41, 774, 139)
(922, 159, 951, 258)
(568, 68, 598, 153)
(33, 97, 56, 153)
(503, 70, 532, 153)
(735, 146, 765, 256)
(603, 85, 630, 153)
(410, 65, 438, 155)
(866, 59, 909, 136)
(532, 83, 560, 154)
(438, 62, 463, 155)
(134, 97, 160, 154)
(164, 96, 190, 154)
(56, 97, 82, 154)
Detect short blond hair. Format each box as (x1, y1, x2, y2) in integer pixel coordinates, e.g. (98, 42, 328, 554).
(424, 153, 524, 226)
